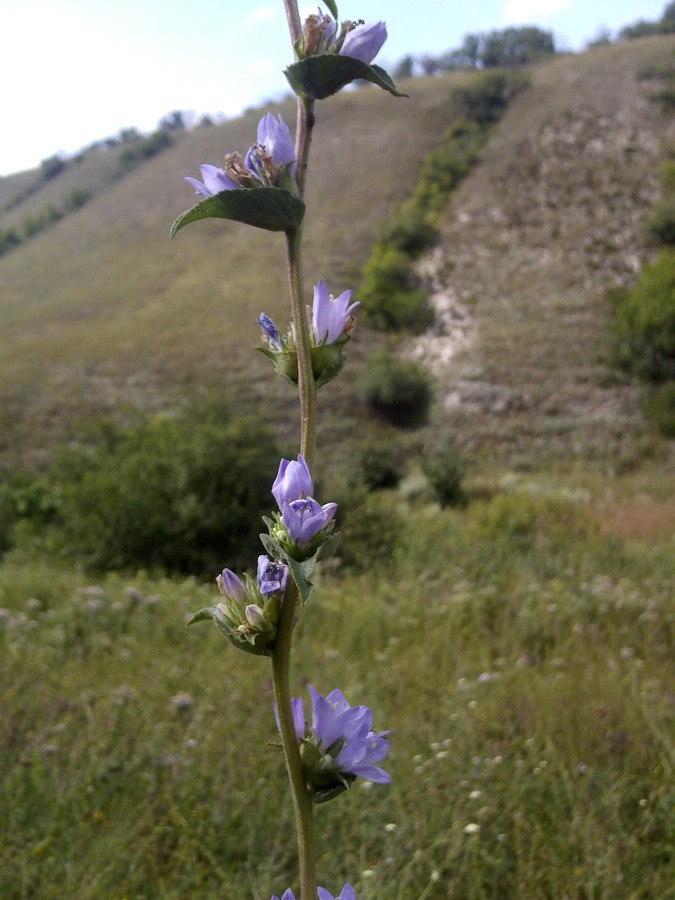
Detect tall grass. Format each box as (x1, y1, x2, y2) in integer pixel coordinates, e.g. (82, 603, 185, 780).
(1, 483, 672, 898)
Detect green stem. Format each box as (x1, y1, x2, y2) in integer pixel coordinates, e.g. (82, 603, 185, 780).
(285, 225, 317, 468)
(271, 581, 316, 899)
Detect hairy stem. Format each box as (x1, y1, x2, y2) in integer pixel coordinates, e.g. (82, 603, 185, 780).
(285, 225, 317, 468)
(271, 581, 316, 899)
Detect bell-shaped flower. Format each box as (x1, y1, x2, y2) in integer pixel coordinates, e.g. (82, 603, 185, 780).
(340, 20, 387, 64)
(278, 686, 390, 801)
(185, 163, 238, 198)
(257, 555, 289, 596)
(271, 886, 355, 900)
(312, 280, 360, 345)
(184, 113, 295, 196)
(272, 454, 313, 508)
(216, 568, 247, 602)
(281, 497, 337, 548)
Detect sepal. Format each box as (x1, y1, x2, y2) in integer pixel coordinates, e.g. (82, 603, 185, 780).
(284, 56, 407, 100)
(171, 186, 305, 236)
(255, 337, 352, 388)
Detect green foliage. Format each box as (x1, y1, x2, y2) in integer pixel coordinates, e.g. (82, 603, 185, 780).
(413, 119, 484, 211)
(644, 195, 675, 244)
(40, 154, 66, 180)
(338, 488, 404, 572)
(421, 441, 467, 507)
(21, 204, 62, 239)
(358, 350, 432, 428)
(376, 199, 438, 257)
(641, 381, 675, 437)
(120, 129, 172, 163)
(610, 250, 675, 382)
(359, 245, 433, 332)
(351, 437, 406, 491)
(63, 187, 92, 212)
(0, 483, 672, 897)
(449, 71, 529, 126)
(5, 412, 280, 575)
(0, 226, 21, 257)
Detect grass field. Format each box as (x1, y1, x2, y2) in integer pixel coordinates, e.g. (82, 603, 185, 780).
(1, 467, 673, 898)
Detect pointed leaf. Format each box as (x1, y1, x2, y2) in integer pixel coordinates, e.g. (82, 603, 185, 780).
(284, 55, 407, 101)
(171, 187, 305, 236)
(186, 607, 215, 626)
(323, 0, 338, 20)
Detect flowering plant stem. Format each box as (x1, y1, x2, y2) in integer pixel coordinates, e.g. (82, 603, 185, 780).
(272, 579, 316, 899)
(274, 8, 319, 895)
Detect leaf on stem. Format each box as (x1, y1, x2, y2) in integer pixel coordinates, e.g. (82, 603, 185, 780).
(171, 187, 305, 236)
(284, 56, 408, 100)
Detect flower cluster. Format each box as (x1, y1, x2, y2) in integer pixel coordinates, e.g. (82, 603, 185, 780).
(300, 9, 387, 65)
(259, 280, 359, 352)
(256, 280, 359, 387)
(279, 686, 390, 801)
(272, 886, 354, 900)
(268, 455, 337, 558)
(209, 555, 289, 654)
(185, 113, 295, 198)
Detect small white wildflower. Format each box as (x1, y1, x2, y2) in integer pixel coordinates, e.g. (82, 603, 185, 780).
(464, 823, 480, 835)
(435, 750, 450, 760)
(361, 869, 375, 879)
(384, 822, 397, 833)
(469, 790, 482, 800)
(431, 870, 440, 883)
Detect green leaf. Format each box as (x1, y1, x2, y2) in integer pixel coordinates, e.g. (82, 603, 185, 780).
(171, 187, 305, 237)
(323, 0, 338, 20)
(186, 607, 215, 626)
(284, 56, 408, 101)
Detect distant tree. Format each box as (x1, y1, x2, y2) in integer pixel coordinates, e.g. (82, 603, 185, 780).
(619, 1, 675, 39)
(159, 110, 187, 132)
(394, 54, 414, 80)
(40, 154, 66, 180)
(586, 26, 613, 49)
(481, 26, 555, 68)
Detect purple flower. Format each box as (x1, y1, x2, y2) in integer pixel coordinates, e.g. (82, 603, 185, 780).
(340, 21, 387, 64)
(256, 313, 282, 350)
(257, 555, 288, 596)
(288, 686, 390, 786)
(216, 568, 246, 601)
(249, 113, 295, 170)
(185, 113, 295, 196)
(281, 498, 337, 547)
(185, 163, 238, 198)
(312, 280, 360, 345)
(271, 887, 355, 900)
(272, 455, 313, 508)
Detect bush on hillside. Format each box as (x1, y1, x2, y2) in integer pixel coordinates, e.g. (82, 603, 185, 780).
(449, 71, 529, 126)
(6, 412, 280, 575)
(351, 437, 406, 491)
(644, 195, 675, 245)
(610, 250, 675, 382)
(359, 246, 433, 333)
(358, 351, 432, 428)
(421, 441, 467, 507)
(377, 201, 438, 258)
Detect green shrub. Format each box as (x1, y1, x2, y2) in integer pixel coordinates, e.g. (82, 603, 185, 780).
(421, 441, 467, 507)
(352, 437, 405, 491)
(610, 250, 675, 382)
(449, 71, 529, 125)
(377, 200, 438, 258)
(358, 351, 432, 428)
(644, 195, 675, 245)
(33, 412, 280, 574)
(0, 227, 21, 257)
(413, 120, 484, 211)
(359, 245, 433, 333)
(338, 489, 404, 572)
(642, 381, 675, 437)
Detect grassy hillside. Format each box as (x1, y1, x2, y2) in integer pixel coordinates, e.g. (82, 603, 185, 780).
(1, 37, 673, 473)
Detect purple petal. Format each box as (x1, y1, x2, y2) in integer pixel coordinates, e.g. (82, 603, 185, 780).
(257, 112, 295, 167)
(256, 313, 282, 350)
(350, 763, 390, 783)
(340, 21, 387, 64)
(272, 455, 313, 508)
(337, 886, 355, 900)
(281, 497, 332, 546)
(216, 568, 246, 601)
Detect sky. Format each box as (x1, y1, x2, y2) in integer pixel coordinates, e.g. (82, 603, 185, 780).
(0, 0, 669, 176)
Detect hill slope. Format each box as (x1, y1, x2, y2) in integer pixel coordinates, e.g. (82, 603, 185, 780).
(1, 37, 674, 470)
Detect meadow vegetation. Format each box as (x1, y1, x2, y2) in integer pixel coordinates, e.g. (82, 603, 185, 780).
(1, 34, 674, 900)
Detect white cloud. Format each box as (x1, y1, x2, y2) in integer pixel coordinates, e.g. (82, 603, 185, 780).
(502, 0, 570, 24)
